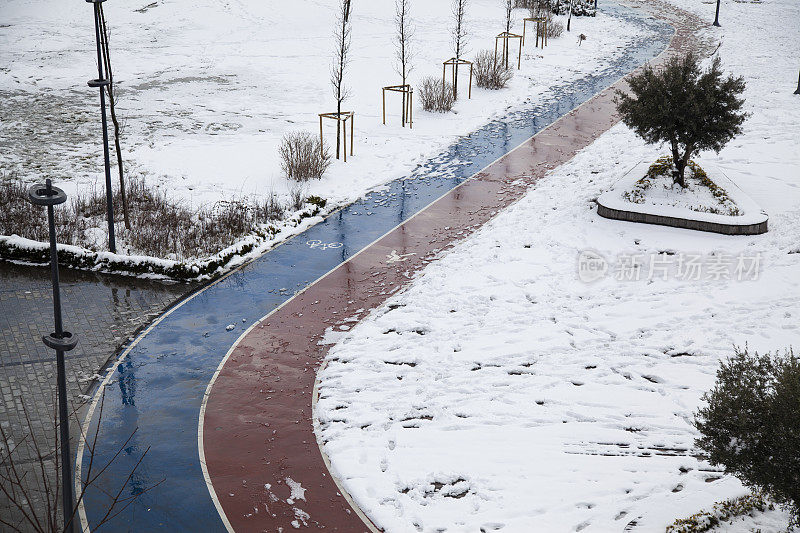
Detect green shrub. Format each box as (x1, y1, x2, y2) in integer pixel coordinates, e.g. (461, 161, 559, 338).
(694, 346, 800, 528)
(616, 53, 747, 188)
(667, 492, 774, 533)
(306, 195, 327, 209)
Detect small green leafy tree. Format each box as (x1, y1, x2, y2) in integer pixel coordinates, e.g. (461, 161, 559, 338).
(694, 347, 800, 528)
(616, 52, 748, 188)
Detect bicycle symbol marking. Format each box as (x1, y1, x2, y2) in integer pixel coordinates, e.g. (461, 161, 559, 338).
(306, 240, 343, 250)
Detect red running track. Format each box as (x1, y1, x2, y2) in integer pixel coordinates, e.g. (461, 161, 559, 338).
(201, 2, 709, 530)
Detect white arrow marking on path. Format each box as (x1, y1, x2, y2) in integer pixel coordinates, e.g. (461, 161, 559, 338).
(386, 250, 416, 264)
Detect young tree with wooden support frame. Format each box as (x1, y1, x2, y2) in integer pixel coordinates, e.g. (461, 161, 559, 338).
(329, 0, 352, 160)
(382, 85, 413, 128)
(443, 58, 473, 100)
(383, 0, 414, 128)
(522, 16, 548, 48)
(494, 32, 523, 70)
(319, 112, 354, 162)
(448, 0, 470, 100)
(498, 0, 519, 69)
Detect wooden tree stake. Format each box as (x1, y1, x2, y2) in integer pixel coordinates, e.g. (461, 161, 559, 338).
(523, 17, 548, 48)
(443, 58, 473, 99)
(494, 32, 524, 70)
(382, 84, 414, 128)
(319, 111, 355, 162)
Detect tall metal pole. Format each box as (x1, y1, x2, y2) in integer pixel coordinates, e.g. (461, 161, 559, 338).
(88, 0, 116, 253)
(713, 0, 721, 26)
(28, 180, 80, 533)
(567, 0, 573, 31)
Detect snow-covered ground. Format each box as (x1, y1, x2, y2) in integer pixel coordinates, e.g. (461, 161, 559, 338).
(1, 0, 642, 211)
(597, 159, 770, 230)
(617, 161, 742, 216)
(316, 0, 800, 531)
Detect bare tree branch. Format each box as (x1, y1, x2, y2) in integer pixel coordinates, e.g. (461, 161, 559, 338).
(502, 0, 514, 68)
(98, 4, 131, 230)
(0, 388, 162, 532)
(451, 0, 469, 60)
(450, 0, 469, 98)
(330, 0, 353, 159)
(503, 0, 514, 34)
(394, 0, 414, 87)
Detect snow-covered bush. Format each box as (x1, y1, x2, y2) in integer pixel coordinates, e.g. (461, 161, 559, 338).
(0, 174, 90, 244)
(473, 50, 514, 90)
(694, 347, 800, 527)
(547, 19, 564, 38)
(289, 184, 306, 211)
(514, 0, 547, 11)
(525, 0, 552, 18)
(551, 0, 595, 16)
(0, 174, 313, 261)
(418, 76, 455, 112)
(667, 492, 775, 533)
(278, 131, 331, 182)
(517, 0, 594, 16)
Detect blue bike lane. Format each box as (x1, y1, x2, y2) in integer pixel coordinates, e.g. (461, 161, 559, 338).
(77, 4, 673, 530)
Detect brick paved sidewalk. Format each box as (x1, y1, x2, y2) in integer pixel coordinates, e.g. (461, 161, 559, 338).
(0, 261, 195, 529)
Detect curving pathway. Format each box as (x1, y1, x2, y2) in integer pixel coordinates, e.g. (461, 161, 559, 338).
(77, 2, 706, 530)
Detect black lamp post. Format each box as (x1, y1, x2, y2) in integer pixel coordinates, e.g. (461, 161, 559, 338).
(713, 0, 721, 26)
(87, 0, 116, 253)
(567, 0, 573, 31)
(28, 180, 79, 533)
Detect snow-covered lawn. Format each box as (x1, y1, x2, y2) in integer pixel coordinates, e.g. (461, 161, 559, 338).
(1, 0, 641, 213)
(316, 0, 800, 531)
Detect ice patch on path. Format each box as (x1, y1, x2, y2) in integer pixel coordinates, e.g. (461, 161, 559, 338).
(285, 477, 307, 504)
(291, 507, 310, 528)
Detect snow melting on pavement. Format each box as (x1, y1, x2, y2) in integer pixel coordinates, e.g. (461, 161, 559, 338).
(316, 0, 800, 531)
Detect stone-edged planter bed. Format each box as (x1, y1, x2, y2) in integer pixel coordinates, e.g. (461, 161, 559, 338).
(597, 160, 768, 235)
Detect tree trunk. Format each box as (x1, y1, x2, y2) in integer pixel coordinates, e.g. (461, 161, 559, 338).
(453, 62, 459, 100)
(336, 102, 341, 159)
(99, 7, 131, 230)
(670, 142, 692, 188)
(567, 0, 573, 31)
(673, 160, 687, 188)
(401, 71, 407, 125)
(109, 101, 130, 229)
